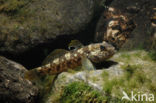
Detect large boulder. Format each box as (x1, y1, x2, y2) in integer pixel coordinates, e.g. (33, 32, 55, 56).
(0, 56, 38, 103)
(0, 0, 100, 54)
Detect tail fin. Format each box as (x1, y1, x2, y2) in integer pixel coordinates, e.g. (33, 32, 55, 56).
(24, 68, 57, 89)
(24, 69, 41, 81)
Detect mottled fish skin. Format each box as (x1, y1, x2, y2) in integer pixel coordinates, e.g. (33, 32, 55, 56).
(36, 41, 116, 75)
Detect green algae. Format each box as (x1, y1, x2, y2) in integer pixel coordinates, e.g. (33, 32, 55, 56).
(0, 0, 32, 14)
(148, 50, 156, 61)
(102, 64, 155, 103)
(59, 82, 106, 103)
(101, 50, 156, 103)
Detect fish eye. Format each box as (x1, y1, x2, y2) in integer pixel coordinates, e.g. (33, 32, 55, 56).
(68, 46, 76, 50)
(111, 38, 115, 41)
(100, 45, 106, 51)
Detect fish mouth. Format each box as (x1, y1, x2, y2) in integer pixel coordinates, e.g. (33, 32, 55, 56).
(107, 46, 116, 52)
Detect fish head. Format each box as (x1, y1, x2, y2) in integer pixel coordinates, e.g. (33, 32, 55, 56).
(88, 41, 116, 63)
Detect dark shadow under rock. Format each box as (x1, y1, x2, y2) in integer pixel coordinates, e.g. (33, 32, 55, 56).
(94, 60, 118, 69)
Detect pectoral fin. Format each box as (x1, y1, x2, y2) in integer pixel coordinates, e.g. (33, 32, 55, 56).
(81, 57, 96, 71)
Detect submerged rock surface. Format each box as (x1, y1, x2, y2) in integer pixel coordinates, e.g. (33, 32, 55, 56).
(44, 50, 156, 103)
(0, 0, 99, 54)
(0, 56, 38, 103)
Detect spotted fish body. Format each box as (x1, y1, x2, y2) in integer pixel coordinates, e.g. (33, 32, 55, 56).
(34, 41, 115, 75)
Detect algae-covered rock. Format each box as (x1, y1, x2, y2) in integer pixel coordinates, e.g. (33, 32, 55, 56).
(45, 61, 123, 102)
(43, 50, 156, 103)
(0, 0, 99, 54)
(0, 56, 38, 103)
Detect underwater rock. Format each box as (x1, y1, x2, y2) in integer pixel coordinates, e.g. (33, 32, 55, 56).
(44, 50, 156, 103)
(0, 0, 100, 54)
(150, 8, 156, 49)
(0, 56, 38, 103)
(45, 63, 123, 103)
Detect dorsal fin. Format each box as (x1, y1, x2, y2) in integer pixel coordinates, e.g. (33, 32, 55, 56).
(42, 49, 69, 65)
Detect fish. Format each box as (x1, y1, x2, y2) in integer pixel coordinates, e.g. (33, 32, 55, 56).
(24, 41, 116, 80)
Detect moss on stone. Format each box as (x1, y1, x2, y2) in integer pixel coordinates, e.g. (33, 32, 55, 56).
(148, 50, 156, 61)
(41, 50, 155, 103)
(0, 0, 32, 14)
(59, 81, 106, 103)
(102, 50, 156, 103)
